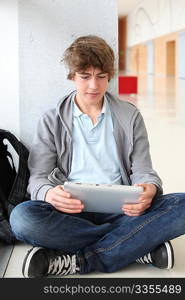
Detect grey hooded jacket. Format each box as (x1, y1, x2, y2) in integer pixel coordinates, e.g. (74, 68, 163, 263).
(27, 91, 163, 200)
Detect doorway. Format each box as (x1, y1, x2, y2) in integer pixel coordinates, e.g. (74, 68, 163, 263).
(166, 41, 176, 76)
(118, 17, 126, 71)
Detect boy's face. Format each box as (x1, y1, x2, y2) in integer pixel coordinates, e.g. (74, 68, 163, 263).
(72, 66, 109, 106)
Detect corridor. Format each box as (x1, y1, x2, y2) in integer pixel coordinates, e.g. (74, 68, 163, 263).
(4, 75, 185, 278)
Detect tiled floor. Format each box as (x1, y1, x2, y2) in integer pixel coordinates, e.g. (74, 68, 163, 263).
(3, 237, 185, 278)
(3, 75, 185, 278)
(0, 242, 13, 277)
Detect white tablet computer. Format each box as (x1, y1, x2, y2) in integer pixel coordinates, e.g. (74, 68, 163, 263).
(63, 182, 143, 214)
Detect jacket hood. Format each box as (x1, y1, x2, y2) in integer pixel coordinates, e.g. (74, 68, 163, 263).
(56, 90, 76, 137)
(55, 90, 139, 138)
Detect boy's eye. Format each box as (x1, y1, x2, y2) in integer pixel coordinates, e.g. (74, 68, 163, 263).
(80, 76, 89, 79)
(79, 74, 107, 79)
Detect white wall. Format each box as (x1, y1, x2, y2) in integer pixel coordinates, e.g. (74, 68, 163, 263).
(0, 0, 118, 148)
(0, 0, 19, 137)
(127, 0, 185, 47)
(19, 0, 118, 148)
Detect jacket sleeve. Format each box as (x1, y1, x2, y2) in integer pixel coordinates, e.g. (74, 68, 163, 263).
(27, 113, 57, 200)
(129, 111, 163, 196)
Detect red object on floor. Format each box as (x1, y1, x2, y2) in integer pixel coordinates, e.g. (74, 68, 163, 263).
(119, 76, 138, 94)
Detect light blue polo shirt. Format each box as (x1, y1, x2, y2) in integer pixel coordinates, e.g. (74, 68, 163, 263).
(67, 94, 122, 184)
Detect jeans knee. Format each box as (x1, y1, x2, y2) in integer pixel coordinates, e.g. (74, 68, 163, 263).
(9, 202, 29, 237)
(10, 200, 55, 244)
(170, 193, 185, 208)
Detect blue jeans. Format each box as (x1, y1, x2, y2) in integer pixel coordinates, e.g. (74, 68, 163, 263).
(10, 193, 185, 274)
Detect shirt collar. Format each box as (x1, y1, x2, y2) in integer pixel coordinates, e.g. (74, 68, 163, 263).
(72, 93, 108, 117)
(72, 94, 83, 117)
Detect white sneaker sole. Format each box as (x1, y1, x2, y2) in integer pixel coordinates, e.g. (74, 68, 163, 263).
(22, 247, 43, 278)
(164, 241, 174, 269)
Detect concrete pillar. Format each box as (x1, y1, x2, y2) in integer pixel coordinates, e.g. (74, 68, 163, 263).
(0, 0, 19, 136)
(1, 0, 118, 148)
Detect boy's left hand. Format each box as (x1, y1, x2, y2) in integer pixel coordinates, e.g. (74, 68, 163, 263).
(122, 183, 157, 216)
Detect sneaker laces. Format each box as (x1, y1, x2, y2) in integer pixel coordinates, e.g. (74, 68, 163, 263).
(136, 252, 153, 264)
(47, 254, 79, 275)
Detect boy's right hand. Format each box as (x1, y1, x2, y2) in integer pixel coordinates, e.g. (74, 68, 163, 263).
(45, 185, 84, 213)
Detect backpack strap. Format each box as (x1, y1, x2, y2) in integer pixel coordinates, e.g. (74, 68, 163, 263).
(6, 151, 16, 174)
(0, 129, 30, 206)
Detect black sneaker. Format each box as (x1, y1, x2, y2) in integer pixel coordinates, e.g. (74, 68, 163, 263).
(136, 241, 174, 269)
(22, 247, 80, 278)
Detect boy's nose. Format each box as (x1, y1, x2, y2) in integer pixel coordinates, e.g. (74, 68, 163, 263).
(89, 78, 98, 89)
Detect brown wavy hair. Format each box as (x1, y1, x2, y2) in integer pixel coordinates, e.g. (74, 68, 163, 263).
(62, 35, 115, 81)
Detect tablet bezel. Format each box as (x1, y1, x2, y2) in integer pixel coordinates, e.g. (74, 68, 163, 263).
(63, 182, 143, 213)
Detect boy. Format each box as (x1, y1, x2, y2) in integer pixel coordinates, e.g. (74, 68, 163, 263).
(10, 35, 185, 277)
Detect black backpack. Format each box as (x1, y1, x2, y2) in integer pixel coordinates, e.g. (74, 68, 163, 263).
(0, 129, 30, 244)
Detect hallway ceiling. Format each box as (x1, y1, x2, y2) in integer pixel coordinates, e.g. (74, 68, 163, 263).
(117, 0, 139, 16)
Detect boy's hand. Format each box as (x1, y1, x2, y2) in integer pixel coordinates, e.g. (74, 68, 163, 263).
(45, 185, 84, 213)
(122, 183, 157, 216)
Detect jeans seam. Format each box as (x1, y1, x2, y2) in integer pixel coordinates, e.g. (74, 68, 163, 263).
(85, 204, 177, 259)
